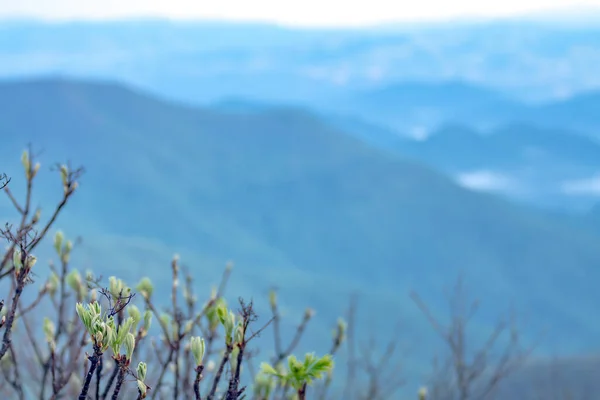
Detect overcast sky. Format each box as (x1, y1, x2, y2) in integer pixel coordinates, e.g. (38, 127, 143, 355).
(0, 0, 598, 26)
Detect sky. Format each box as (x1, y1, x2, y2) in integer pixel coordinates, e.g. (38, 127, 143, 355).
(0, 0, 598, 27)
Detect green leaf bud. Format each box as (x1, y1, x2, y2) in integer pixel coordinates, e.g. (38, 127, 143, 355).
(142, 310, 152, 333)
(234, 321, 244, 345)
(53, 231, 64, 256)
(21, 150, 30, 178)
(76, 303, 92, 332)
(136, 277, 154, 300)
(25, 255, 37, 269)
(60, 165, 68, 188)
(190, 336, 205, 366)
(124, 332, 136, 360)
(128, 305, 142, 330)
(137, 362, 147, 381)
(43, 317, 55, 344)
(66, 270, 82, 293)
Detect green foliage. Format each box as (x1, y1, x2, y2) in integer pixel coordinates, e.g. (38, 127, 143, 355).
(260, 353, 334, 391)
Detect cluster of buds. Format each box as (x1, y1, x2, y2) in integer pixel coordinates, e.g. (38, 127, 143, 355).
(108, 276, 132, 303)
(13, 247, 37, 280)
(76, 301, 150, 398)
(21, 150, 40, 181)
(76, 302, 112, 352)
(75, 302, 137, 362)
(53, 230, 73, 264)
(59, 164, 78, 195)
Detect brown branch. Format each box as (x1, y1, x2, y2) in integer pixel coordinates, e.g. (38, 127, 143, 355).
(226, 344, 246, 400)
(206, 344, 233, 400)
(17, 301, 45, 367)
(411, 275, 535, 400)
(79, 345, 104, 400)
(110, 356, 128, 400)
(0, 260, 30, 361)
(145, 300, 174, 349)
(0, 173, 11, 191)
(95, 354, 103, 400)
(194, 365, 205, 400)
(16, 287, 47, 317)
(3, 186, 23, 215)
(8, 343, 25, 400)
(280, 310, 311, 361)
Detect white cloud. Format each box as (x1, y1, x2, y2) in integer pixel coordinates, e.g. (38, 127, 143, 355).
(0, 0, 597, 27)
(456, 170, 517, 192)
(561, 174, 600, 196)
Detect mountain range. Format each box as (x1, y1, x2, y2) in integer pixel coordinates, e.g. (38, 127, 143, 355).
(2, 78, 600, 396)
(211, 87, 600, 211)
(3, 19, 600, 214)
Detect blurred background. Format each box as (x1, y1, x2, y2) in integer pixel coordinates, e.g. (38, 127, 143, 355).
(1, 0, 600, 398)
